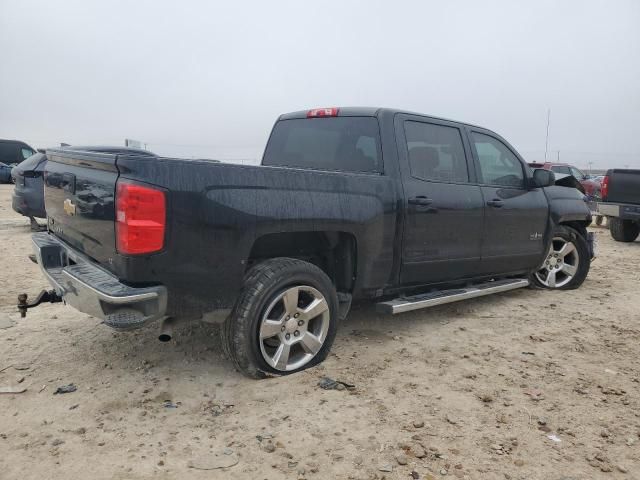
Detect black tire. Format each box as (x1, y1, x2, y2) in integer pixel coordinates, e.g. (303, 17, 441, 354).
(595, 215, 603, 226)
(609, 218, 640, 242)
(531, 225, 590, 290)
(222, 258, 339, 378)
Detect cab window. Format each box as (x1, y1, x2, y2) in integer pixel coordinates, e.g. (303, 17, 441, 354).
(263, 117, 382, 173)
(404, 121, 469, 183)
(471, 132, 524, 188)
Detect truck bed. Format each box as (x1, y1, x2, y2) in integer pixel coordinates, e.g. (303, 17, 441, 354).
(43, 148, 398, 318)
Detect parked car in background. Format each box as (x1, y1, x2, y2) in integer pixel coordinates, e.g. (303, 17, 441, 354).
(0, 162, 13, 183)
(0, 139, 36, 167)
(598, 169, 640, 242)
(528, 162, 601, 198)
(12, 152, 48, 227)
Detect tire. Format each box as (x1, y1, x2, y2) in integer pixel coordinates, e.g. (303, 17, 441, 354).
(222, 258, 339, 378)
(609, 218, 640, 242)
(531, 225, 590, 290)
(595, 215, 603, 226)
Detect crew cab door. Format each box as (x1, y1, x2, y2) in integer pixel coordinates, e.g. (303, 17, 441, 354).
(468, 130, 549, 274)
(396, 115, 484, 285)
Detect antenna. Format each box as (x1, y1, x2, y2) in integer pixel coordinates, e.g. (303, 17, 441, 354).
(544, 109, 551, 162)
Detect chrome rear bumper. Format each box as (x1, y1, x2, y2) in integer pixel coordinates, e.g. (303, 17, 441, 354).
(32, 232, 167, 329)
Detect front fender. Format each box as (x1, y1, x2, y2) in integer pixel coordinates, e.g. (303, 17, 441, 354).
(544, 185, 592, 225)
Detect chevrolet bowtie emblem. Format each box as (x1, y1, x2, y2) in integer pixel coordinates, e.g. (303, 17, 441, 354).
(63, 198, 76, 216)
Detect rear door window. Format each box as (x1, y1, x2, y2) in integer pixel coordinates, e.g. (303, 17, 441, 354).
(262, 117, 382, 173)
(550, 165, 571, 175)
(404, 121, 469, 183)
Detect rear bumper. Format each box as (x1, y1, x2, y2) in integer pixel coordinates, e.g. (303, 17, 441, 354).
(32, 232, 167, 329)
(597, 202, 640, 220)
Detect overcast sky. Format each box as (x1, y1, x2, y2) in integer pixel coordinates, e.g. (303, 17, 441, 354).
(1, 0, 639, 168)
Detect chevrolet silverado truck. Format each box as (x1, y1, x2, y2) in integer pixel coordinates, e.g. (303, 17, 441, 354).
(20, 107, 594, 378)
(598, 169, 640, 242)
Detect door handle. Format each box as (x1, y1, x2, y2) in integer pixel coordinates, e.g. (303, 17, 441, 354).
(408, 196, 433, 206)
(486, 199, 504, 208)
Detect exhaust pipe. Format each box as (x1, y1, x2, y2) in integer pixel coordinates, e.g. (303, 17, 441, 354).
(158, 317, 175, 342)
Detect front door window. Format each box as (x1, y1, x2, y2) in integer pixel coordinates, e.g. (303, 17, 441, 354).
(471, 133, 524, 188)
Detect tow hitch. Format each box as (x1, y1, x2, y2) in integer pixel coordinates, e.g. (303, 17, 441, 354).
(17, 290, 63, 318)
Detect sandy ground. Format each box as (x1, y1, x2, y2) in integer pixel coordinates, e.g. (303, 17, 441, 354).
(0, 184, 638, 480)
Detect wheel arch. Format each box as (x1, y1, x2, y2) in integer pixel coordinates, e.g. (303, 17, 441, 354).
(558, 220, 590, 238)
(247, 231, 357, 293)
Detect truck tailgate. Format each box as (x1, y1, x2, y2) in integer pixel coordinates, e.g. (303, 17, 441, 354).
(44, 149, 119, 265)
(604, 169, 640, 204)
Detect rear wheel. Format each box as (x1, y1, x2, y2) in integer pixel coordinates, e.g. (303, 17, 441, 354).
(609, 218, 640, 242)
(532, 226, 590, 290)
(222, 258, 338, 378)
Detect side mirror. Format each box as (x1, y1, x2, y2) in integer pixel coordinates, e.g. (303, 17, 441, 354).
(531, 168, 555, 188)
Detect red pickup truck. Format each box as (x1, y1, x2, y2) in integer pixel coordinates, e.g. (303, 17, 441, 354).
(528, 162, 601, 198)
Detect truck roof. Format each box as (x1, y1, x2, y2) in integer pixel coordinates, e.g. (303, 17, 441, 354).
(278, 107, 489, 130)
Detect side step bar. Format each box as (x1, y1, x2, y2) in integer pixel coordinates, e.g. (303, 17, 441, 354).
(376, 278, 529, 315)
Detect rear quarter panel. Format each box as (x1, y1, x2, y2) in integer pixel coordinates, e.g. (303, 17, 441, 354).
(116, 157, 398, 315)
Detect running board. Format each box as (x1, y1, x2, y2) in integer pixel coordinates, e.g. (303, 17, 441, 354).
(376, 278, 529, 315)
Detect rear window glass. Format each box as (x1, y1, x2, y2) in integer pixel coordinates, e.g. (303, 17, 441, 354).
(262, 117, 382, 173)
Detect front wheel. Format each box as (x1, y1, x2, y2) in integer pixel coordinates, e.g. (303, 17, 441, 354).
(532, 226, 590, 290)
(222, 258, 338, 378)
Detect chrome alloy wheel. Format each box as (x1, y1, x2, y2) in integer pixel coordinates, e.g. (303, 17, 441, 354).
(535, 236, 580, 288)
(258, 286, 330, 371)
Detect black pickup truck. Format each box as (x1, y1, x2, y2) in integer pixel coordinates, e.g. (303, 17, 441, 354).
(22, 107, 594, 378)
(597, 169, 640, 242)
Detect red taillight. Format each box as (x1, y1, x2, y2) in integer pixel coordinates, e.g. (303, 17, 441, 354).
(600, 175, 610, 200)
(116, 181, 166, 255)
(307, 107, 339, 118)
